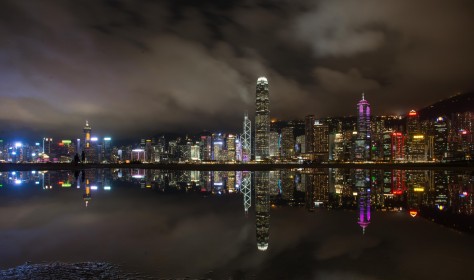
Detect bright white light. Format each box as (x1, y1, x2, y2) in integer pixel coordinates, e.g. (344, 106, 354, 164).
(14, 179, 22, 185)
(104, 137, 111, 141)
(35, 181, 40, 185)
(32, 153, 36, 157)
(132, 175, 145, 179)
(91, 137, 98, 142)
(90, 186, 98, 190)
(15, 142, 22, 148)
(104, 186, 111, 190)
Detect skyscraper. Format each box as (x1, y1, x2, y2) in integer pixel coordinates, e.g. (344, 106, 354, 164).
(305, 115, 315, 154)
(313, 120, 329, 161)
(406, 110, 420, 135)
(355, 93, 371, 160)
(242, 113, 252, 162)
(281, 127, 295, 159)
(434, 116, 448, 161)
(83, 121, 91, 149)
(255, 77, 270, 160)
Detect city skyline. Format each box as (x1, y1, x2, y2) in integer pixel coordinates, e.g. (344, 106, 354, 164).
(1, 1, 473, 140)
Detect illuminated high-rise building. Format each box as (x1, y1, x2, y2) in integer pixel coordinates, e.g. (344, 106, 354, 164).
(434, 116, 448, 161)
(281, 127, 295, 159)
(406, 110, 427, 162)
(406, 110, 420, 135)
(313, 120, 329, 161)
(269, 131, 280, 157)
(82, 121, 97, 162)
(355, 93, 371, 160)
(255, 77, 270, 160)
(226, 134, 236, 161)
(83, 121, 91, 149)
(242, 113, 252, 162)
(200, 133, 212, 161)
(305, 115, 315, 154)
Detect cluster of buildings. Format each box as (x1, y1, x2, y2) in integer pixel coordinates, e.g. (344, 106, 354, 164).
(0, 77, 473, 163)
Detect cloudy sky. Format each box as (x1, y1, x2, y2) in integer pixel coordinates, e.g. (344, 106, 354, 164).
(1, 0, 473, 140)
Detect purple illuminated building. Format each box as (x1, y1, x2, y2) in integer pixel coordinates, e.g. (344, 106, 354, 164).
(355, 93, 372, 160)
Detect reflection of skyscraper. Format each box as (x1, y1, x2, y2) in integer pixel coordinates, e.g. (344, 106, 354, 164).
(255, 171, 270, 251)
(354, 169, 371, 234)
(241, 171, 252, 215)
(357, 187, 371, 234)
(255, 77, 270, 160)
(83, 176, 92, 207)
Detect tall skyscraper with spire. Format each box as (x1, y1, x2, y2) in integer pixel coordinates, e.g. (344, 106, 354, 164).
(83, 120, 92, 149)
(357, 93, 371, 140)
(242, 113, 252, 162)
(255, 77, 270, 160)
(355, 93, 371, 160)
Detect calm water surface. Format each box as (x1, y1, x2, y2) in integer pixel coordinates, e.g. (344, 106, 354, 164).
(0, 168, 473, 279)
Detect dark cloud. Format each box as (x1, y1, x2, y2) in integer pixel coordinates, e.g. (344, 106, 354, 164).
(0, 0, 473, 140)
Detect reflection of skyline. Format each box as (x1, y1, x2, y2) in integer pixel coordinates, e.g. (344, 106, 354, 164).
(255, 171, 270, 251)
(0, 168, 472, 219)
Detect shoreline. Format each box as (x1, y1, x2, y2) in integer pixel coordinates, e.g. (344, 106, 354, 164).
(0, 161, 473, 172)
(0, 262, 153, 280)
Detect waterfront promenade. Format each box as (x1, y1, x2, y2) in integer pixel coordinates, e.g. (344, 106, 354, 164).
(1, 161, 473, 172)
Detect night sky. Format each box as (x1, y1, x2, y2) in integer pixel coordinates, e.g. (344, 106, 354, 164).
(1, 0, 474, 140)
